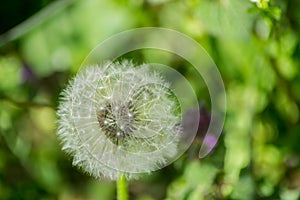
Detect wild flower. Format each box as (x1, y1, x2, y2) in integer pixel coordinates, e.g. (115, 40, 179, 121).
(57, 60, 181, 180)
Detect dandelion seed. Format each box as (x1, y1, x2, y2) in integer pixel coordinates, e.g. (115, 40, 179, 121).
(57, 60, 181, 180)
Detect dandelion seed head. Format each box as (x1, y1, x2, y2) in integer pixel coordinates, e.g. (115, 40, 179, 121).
(57, 60, 181, 180)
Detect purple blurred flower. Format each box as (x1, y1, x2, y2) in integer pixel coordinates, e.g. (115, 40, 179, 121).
(202, 133, 218, 152)
(21, 64, 37, 84)
(182, 102, 211, 137)
(182, 102, 219, 156)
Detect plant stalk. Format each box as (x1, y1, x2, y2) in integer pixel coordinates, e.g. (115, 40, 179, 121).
(117, 174, 128, 200)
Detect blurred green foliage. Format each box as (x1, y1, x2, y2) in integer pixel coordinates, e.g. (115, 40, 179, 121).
(1, 0, 300, 199)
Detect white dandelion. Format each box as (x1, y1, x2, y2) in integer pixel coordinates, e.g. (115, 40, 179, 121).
(57, 60, 181, 180)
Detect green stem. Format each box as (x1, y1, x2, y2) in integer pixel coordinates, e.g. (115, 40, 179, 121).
(117, 174, 128, 200)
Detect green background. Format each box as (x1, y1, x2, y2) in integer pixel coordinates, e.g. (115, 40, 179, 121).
(1, 0, 300, 199)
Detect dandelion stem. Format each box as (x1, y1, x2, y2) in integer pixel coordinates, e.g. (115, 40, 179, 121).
(117, 174, 128, 200)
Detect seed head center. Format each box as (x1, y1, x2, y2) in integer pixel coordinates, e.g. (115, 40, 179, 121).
(97, 102, 136, 144)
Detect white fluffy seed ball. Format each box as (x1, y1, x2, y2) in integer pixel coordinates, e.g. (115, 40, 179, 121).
(57, 60, 181, 180)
